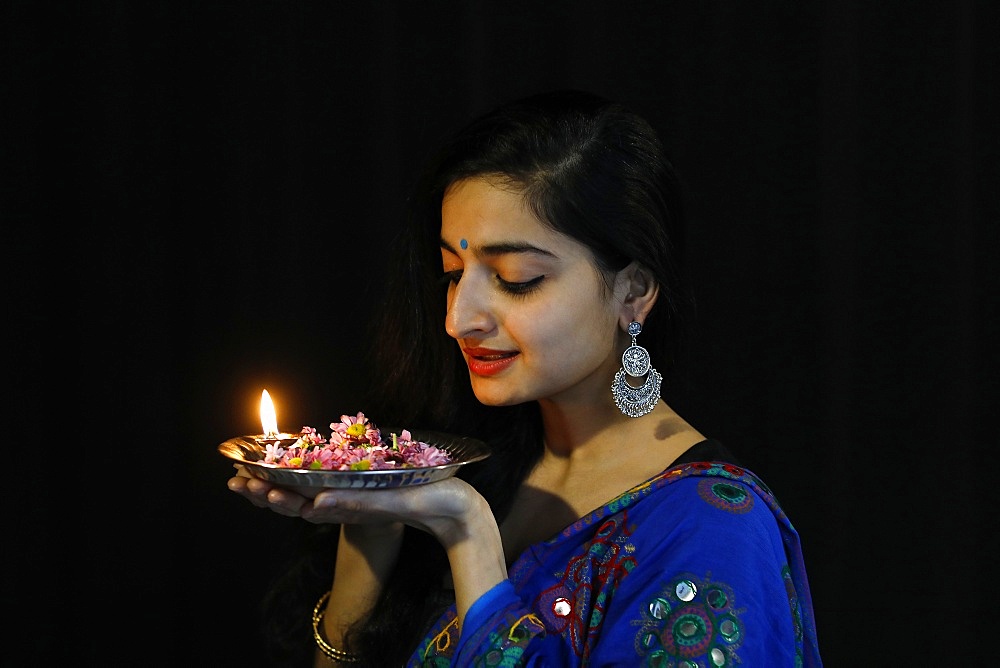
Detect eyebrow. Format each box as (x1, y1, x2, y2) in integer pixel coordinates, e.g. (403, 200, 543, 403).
(440, 238, 557, 259)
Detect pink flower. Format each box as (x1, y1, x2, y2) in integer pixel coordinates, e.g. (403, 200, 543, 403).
(263, 442, 285, 463)
(267, 414, 451, 471)
(299, 426, 327, 446)
(331, 412, 368, 435)
(330, 412, 380, 445)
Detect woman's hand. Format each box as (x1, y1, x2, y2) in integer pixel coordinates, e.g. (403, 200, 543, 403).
(308, 475, 507, 624)
(227, 466, 315, 518)
(307, 476, 483, 547)
(226, 466, 487, 548)
(227, 466, 507, 624)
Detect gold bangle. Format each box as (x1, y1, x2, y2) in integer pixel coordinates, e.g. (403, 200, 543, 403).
(312, 591, 361, 664)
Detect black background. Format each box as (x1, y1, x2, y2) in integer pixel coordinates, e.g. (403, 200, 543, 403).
(9, 2, 998, 665)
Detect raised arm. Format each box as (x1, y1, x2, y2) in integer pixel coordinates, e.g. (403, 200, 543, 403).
(228, 470, 509, 663)
(304, 477, 507, 632)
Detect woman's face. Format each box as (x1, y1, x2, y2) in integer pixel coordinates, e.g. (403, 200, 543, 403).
(440, 177, 627, 409)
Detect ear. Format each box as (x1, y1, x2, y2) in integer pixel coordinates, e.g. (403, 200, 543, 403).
(615, 262, 660, 329)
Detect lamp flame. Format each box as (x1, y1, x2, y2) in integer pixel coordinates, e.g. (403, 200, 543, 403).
(260, 389, 279, 436)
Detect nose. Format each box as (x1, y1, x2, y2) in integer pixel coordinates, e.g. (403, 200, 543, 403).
(444, 273, 497, 340)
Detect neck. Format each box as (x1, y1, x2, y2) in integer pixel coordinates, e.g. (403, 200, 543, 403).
(537, 398, 703, 464)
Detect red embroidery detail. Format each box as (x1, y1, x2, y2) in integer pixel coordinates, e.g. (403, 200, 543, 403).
(533, 509, 637, 660)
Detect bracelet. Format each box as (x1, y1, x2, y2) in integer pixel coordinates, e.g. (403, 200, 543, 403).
(312, 591, 361, 664)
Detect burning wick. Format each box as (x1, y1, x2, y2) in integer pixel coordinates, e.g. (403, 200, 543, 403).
(260, 389, 279, 437)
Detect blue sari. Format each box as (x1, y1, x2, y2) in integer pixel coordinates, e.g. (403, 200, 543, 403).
(407, 460, 822, 667)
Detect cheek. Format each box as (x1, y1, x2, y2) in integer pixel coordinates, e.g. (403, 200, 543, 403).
(512, 297, 616, 364)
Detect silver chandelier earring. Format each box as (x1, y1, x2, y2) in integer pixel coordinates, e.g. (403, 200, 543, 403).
(612, 321, 662, 418)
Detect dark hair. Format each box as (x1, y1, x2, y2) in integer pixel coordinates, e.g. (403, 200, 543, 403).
(260, 89, 691, 667)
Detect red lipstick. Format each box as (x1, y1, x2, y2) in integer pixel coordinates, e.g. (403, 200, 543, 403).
(462, 347, 519, 377)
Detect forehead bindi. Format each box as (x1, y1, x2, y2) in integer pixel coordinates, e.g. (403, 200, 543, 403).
(441, 235, 556, 261)
(440, 178, 586, 262)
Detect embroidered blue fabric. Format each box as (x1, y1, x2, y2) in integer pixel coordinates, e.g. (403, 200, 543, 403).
(407, 461, 822, 666)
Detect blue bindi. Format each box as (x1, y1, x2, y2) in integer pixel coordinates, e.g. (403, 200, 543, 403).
(460, 238, 468, 249)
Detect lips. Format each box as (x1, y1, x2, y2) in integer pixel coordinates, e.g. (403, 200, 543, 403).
(462, 347, 519, 377)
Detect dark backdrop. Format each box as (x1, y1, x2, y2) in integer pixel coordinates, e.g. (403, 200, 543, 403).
(10, 2, 997, 665)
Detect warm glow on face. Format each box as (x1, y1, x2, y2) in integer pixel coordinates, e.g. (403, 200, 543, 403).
(260, 389, 279, 436)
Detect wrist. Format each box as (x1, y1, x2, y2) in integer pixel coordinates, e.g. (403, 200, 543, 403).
(342, 521, 404, 544)
(438, 495, 507, 624)
(435, 493, 502, 552)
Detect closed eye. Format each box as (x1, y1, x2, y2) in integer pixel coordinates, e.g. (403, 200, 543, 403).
(440, 270, 545, 296)
(498, 275, 544, 296)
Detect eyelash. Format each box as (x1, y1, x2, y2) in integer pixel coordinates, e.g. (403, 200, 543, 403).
(499, 275, 545, 296)
(440, 270, 545, 296)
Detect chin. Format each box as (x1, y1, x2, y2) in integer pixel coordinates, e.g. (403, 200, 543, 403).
(470, 387, 522, 407)
(474, 395, 518, 407)
(469, 374, 538, 406)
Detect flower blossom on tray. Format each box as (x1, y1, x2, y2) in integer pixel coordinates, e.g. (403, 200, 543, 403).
(261, 412, 452, 471)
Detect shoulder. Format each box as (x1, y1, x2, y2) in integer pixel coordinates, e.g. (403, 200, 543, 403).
(612, 464, 816, 667)
(628, 462, 793, 544)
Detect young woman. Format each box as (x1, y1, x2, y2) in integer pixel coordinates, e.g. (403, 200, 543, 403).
(228, 90, 822, 667)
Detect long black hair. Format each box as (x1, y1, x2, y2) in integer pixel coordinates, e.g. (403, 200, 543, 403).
(259, 89, 691, 667)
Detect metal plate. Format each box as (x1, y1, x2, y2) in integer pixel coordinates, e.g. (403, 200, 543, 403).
(219, 430, 490, 489)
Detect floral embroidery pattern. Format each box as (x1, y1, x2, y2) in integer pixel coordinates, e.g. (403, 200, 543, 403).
(418, 612, 459, 666)
(536, 512, 637, 660)
(410, 460, 815, 666)
(696, 478, 754, 514)
(472, 613, 546, 667)
(634, 573, 745, 667)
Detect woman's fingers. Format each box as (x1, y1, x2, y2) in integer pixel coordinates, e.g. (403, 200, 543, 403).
(227, 474, 308, 516)
(263, 485, 309, 517)
(228, 475, 270, 507)
(227, 474, 481, 531)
